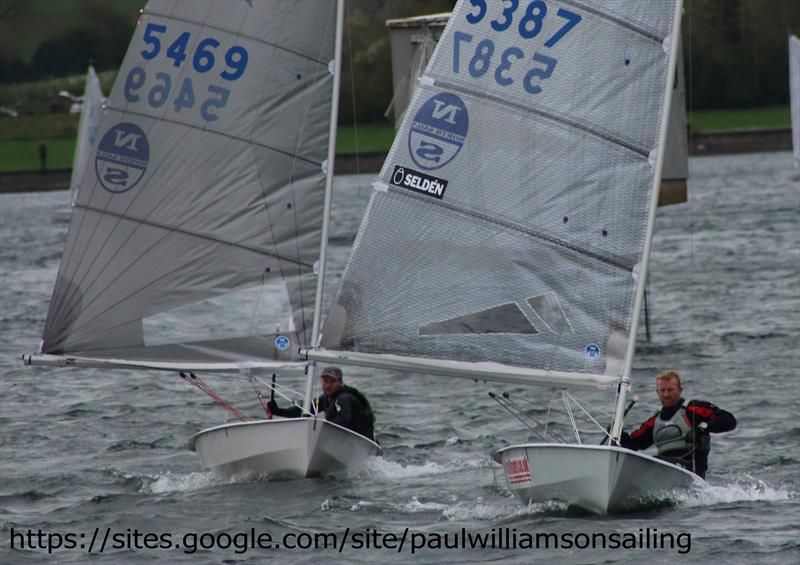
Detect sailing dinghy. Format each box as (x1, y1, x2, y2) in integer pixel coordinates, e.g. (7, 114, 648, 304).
(25, 0, 380, 479)
(305, 0, 700, 512)
(69, 65, 105, 206)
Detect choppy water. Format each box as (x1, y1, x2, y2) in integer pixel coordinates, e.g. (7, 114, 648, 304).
(1, 152, 798, 563)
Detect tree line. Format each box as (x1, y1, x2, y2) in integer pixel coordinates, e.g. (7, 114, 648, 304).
(1, 0, 798, 119)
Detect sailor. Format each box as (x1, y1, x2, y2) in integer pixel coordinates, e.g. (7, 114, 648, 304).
(268, 366, 376, 442)
(619, 370, 736, 478)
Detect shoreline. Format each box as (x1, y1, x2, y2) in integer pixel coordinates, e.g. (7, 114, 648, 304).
(0, 129, 793, 194)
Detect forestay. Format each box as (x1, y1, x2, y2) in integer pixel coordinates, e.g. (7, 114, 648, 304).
(40, 0, 338, 367)
(317, 0, 680, 386)
(790, 35, 800, 166)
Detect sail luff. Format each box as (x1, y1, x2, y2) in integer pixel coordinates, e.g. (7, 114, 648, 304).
(611, 0, 683, 441)
(304, 0, 345, 410)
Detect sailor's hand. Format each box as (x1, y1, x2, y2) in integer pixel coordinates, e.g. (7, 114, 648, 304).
(685, 421, 708, 444)
(618, 431, 632, 448)
(267, 399, 279, 413)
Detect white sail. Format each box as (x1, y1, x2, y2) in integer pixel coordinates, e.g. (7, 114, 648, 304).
(790, 35, 800, 166)
(69, 65, 105, 205)
(34, 0, 339, 370)
(312, 0, 682, 390)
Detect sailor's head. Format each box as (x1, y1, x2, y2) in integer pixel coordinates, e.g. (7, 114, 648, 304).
(655, 370, 683, 408)
(320, 366, 344, 396)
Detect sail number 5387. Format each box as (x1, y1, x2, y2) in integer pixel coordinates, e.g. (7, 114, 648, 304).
(455, 0, 582, 94)
(453, 32, 557, 94)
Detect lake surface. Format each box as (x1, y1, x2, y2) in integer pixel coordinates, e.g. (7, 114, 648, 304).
(1, 151, 798, 563)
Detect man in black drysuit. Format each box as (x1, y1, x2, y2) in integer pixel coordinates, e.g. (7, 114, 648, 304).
(268, 366, 376, 442)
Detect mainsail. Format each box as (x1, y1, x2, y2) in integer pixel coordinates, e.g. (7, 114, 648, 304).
(790, 35, 800, 166)
(313, 0, 681, 390)
(69, 65, 105, 204)
(37, 0, 338, 369)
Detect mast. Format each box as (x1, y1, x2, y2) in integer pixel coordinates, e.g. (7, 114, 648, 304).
(610, 0, 683, 442)
(303, 0, 345, 411)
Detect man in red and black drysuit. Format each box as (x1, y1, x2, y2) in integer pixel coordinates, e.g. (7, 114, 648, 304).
(620, 370, 736, 478)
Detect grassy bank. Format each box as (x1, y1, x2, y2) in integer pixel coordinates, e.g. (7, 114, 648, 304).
(688, 105, 791, 133)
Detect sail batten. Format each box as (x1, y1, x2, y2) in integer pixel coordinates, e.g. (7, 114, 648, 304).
(564, 1, 665, 43)
(105, 105, 327, 167)
(430, 77, 651, 157)
(144, 10, 331, 66)
(74, 204, 315, 268)
(386, 186, 638, 273)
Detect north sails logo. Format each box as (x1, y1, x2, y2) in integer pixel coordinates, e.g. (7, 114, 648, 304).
(95, 122, 150, 193)
(391, 165, 448, 200)
(408, 92, 469, 171)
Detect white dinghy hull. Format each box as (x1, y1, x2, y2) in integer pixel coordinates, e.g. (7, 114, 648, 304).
(190, 418, 382, 479)
(493, 444, 701, 514)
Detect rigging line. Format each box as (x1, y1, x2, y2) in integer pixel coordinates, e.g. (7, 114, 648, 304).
(562, 391, 611, 435)
(253, 375, 315, 417)
(427, 77, 651, 158)
(386, 189, 637, 273)
(500, 393, 568, 443)
(562, 392, 581, 444)
(180, 371, 251, 422)
(489, 393, 550, 441)
(241, 3, 325, 343)
(563, 0, 667, 43)
(274, 2, 339, 351)
(144, 10, 330, 66)
(105, 105, 323, 168)
(688, 0, 695, 356)
(345, 5, 360, 175)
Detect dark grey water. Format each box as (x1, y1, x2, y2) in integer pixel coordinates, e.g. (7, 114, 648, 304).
(1, 152, 798, 563)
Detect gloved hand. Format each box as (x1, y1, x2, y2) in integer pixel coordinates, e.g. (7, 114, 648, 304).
(267, 399, 279, 413)
(685, 421, 708, 445)
(618, 431, 632, 448)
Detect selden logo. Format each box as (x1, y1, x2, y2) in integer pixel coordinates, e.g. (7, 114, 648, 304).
(95, 122, 150, 193)
(408, 92, 468, 171)
(391, 165, 448, 200)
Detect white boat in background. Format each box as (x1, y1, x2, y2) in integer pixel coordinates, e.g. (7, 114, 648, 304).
(25, 0, 380, 478)
(305, 0, 694, 513)
(790, 35, 799, 167)
(69, 65, 105, 204)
